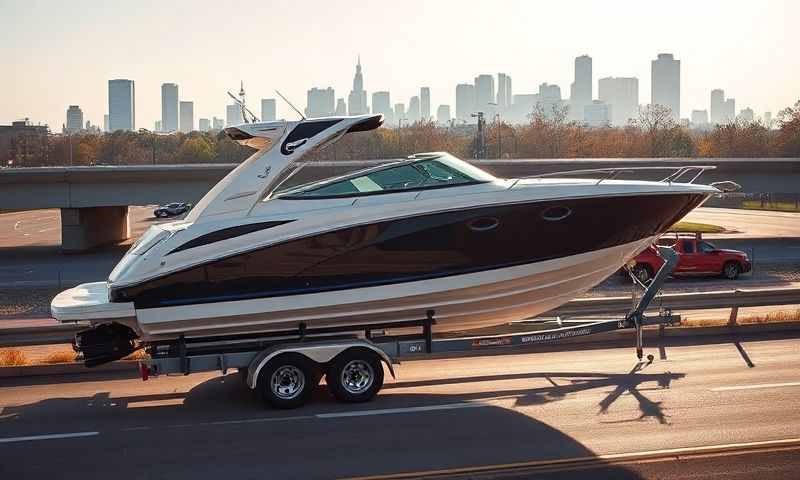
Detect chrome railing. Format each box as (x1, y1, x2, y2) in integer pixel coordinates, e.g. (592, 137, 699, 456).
(507, 165, 716, 189)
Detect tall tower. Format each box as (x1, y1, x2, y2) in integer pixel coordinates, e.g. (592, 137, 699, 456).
(651, 53, 681, 121)
(161, 83, 179, 132)
(569, 55, 592, 121)
(179, 101, 194, 133)
(710, 89, 725, 125)
(420, 87, 431, 121)
(108, 79, 135, 132)
(65, 105, 84, 133)
(348, 56, 368, 115)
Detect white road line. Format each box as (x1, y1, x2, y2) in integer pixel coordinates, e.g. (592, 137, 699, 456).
(0, 431, 99, 444)
(316, 401, 490, 419)
(711, 381, 800, 392)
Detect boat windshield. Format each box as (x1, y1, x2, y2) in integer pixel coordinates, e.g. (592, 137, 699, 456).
(278, 154, 495, 199)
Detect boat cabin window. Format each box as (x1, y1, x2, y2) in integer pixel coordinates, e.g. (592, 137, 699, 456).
(281, 156, 489, 199)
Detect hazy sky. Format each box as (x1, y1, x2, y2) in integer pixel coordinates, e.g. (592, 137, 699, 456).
(1, 0, 797, 129)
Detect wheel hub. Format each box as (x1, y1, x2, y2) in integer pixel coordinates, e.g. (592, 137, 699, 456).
(271, 365, 305, 399)
(340, 360, 374, 394)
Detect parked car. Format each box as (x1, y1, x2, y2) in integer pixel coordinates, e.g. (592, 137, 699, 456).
(629, 232, 751, 283)
(153, 202, 192, 218)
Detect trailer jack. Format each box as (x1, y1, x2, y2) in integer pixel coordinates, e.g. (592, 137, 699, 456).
(625, 245, 679, 360)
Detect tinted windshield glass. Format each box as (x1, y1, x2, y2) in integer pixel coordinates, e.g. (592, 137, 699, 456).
(282, 154, 492, 199)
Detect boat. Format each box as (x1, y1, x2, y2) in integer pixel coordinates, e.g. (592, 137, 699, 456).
(51, 113, 717, 365)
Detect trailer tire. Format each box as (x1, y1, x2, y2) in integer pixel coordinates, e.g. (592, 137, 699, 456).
(326, 349, 384, 404)
(257, 353, 316, 409)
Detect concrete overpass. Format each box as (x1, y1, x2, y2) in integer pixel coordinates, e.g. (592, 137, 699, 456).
(1, 158, 798, 251)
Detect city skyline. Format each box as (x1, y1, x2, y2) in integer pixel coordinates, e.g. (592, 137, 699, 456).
(2, 0, 798, 129)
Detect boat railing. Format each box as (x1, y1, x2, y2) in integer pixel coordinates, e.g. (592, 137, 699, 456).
(507, 165, 716, 189)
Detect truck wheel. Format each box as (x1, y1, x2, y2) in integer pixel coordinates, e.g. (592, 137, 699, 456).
(326, 349, 384, 404)
(632, 264, 653, 284)
(257, 353, 317, 409)
(723, 261, 741, 280)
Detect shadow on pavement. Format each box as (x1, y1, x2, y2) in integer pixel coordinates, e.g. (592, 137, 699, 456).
(0, 364, 689, 478)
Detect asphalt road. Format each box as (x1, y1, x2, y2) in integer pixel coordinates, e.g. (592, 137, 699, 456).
(1, 334, 799, 479)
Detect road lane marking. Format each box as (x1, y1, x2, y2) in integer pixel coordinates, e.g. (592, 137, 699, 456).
(0, 432, 99, 444)
(316, 401, 490, 419)
(343, 437, 800, 480)
(711, 381, 800, 392)
(121, 415, 311, 431)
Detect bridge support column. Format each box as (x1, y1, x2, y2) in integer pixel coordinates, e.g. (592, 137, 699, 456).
(61, 206, 131, 252)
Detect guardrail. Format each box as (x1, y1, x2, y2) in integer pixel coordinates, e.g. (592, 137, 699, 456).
(1, 286, 799, 348)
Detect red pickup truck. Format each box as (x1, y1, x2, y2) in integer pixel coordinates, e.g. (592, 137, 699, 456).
(630, 233, 752, 283)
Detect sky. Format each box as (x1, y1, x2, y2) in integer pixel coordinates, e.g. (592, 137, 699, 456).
(1, 0, 798, 129)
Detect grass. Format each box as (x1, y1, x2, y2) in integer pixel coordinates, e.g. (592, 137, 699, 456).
(741, 200, 800, 212)
(40, 350, 77, 364)
(682, 308, 800, 327)
(740, 308, 800, 324)
(0, 349, 27, 366)
(668, 221, 727, 234)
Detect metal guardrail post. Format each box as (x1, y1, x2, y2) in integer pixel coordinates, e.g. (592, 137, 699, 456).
(728, 307, 739, 326)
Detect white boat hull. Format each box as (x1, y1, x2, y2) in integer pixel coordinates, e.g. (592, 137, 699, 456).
(132, 237, 653, 341)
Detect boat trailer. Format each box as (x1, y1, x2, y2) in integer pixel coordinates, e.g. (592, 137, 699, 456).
(138, 246, 680, 409)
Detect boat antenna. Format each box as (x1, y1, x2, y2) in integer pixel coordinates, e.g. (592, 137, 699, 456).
(275, 89, 306, 121)
(227, 81, 259, 123)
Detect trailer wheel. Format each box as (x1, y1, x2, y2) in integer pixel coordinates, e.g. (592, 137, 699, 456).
(257, 353, 316, 409)
(326, 349, 384, 404)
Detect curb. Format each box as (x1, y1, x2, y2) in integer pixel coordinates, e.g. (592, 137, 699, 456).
(3, 321, 800, 379)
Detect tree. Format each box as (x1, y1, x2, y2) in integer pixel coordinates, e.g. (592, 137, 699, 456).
(775, 100, 800, 156)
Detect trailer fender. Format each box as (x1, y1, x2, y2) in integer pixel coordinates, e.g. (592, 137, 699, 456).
(246, 341, 396, 390)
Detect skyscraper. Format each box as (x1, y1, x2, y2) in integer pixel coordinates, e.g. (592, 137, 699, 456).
(764, 111, 773, 129)
(537, 83, 562, 117)
(103, 114, 109, 133)
(497, 73, 512, 110)
(584, 100, 610, 127)
(455, 83, 476, 122)
(598, 77, 639, 126)
(394, 103, 406, 123)
(199, 118, 210, 132)
(261, 98, 276, 121)
(420, 87, 430, 121)
(65, 105, 83, 133)
(154, 120, 162, 132)
(108, 79, 135, 131)
(710, 89, 726, 125)
(306, 87, 335, 118)
(724, 98, 736, 123)
(179, 101, 194, 133)
(569, 55, 592, 121)
(407, 96, 421, 123)
(161, 83, 179, 132)
(691, 110, 709, 128)
(436, 105, 451, 125)
(347, 57, 368, 115)
(212, 117, 224, 130)
(372, 91, 393, 124)
(335, 98, 347, 116)
(226, 104, 243, 126)
(474, 74, 495, 114)
(651, 53, 680, 120)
